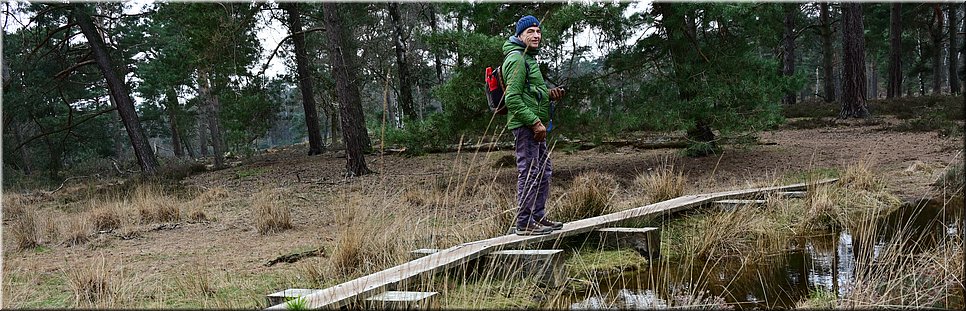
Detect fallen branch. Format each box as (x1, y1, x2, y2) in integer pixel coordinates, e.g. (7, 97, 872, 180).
(265, 247, 326, 267)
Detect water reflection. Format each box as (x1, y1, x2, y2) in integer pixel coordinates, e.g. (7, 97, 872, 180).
(561, 199, 963, 309)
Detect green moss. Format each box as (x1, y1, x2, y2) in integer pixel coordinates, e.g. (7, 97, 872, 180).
(566, 248, 647, 279)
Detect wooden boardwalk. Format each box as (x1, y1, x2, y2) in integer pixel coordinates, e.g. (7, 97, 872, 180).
(265, 178, 836, 309)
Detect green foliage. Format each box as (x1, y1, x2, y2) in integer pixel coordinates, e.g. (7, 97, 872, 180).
(284, 296, 307, 311)
(221, 82, 281, 155)
(382, 114, 455, 156)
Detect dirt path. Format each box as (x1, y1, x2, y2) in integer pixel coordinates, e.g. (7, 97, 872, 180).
(3, 121, 961, 308)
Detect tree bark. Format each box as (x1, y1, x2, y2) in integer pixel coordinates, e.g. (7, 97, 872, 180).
(840, 3, 869, 119)
(196, 111, 209, 157)
(426, 4, 443, 84)
(165, 88, 184, 158)
(198, 69, 225, 169)
(930, 4, 945, 94)
(782, 3, 798, 105)
(821, 3, 836, 103)
(73, 4, 158, 174)
(322, 3, 372, 177)
(887, 3, 903, 98)
(388, 3, 417, 121)
(948, 4, 960, 94)
(283, 3, 324, 155)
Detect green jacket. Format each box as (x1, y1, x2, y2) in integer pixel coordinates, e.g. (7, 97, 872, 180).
(501, 37, 550, 130)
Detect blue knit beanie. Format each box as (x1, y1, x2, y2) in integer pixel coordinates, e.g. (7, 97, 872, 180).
(515, 15, 540, 36)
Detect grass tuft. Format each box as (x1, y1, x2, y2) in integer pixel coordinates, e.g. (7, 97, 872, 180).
(252, 188, 292, 234)
(11, 210, 40, 250)
(64, 255, 125, 307)
(553, 171, 617, 222)
(635, 163, 687, 202)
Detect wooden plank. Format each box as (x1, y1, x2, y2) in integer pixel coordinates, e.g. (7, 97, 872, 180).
(266, 288, 317, 307)
(264, 178, 836, 310)
(776, 191, 807, 198)
(364, 291, 439, 309)
(409, 248, 439, 260)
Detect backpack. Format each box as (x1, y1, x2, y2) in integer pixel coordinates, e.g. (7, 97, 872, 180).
(484, 50, 529, 115)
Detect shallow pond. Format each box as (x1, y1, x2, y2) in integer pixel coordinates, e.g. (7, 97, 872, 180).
(556, 198, 964, 309)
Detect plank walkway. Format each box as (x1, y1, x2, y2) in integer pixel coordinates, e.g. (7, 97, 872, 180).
(265, 178, 836, 309)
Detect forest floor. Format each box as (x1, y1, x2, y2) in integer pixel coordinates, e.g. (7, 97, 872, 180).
(2, 115, 962, 308)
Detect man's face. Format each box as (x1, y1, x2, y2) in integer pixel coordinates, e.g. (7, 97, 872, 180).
(520, 26, 541, 49)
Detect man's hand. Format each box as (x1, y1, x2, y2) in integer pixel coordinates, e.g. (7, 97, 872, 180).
(532, 120, 547, 142)
(549, 87, 566, 101)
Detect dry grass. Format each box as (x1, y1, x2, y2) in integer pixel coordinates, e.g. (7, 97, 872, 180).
(61, 216, 93, 246)
(934, 159, 964, 198)
(64, 255, 127, 307)
(635, 163, 687, 202)
(841, 217, 964, 308)
(133, 185, 181, 223)
(251, 188, 293, 234)
(88, 205, 121, 232)
(553, 171, 618, 222)
(840, 160, 884, 192)
(176, 264, 217, 299)
(10, 209, 40, 250)
(3, 192, 29, 220)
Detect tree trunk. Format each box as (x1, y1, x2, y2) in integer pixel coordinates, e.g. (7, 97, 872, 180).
(322, 3, 372, 177)
(887, 3, 903, 98)
(196, 112, 208, 157)
(930, 4, 945, 94)
(948, 4, 961, 94)
(165, 89, 184, 158)
(840, 3, 869, 119)
(427, 4, 443, 84)
(73, 4, 158, 174)
(821, 3, 836, 103)
(782, 3, 798, 105)
(655, 4, 717, 155)
(198, 69, 225, 169)
(283, 3, 324, 155)
(388, 3, 417, 121)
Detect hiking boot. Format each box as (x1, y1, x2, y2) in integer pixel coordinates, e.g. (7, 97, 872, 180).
(515, 223, 553, 236)
(538, 219, 563, 230)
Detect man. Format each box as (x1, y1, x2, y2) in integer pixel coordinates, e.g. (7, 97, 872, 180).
(502, 15, 566, 236)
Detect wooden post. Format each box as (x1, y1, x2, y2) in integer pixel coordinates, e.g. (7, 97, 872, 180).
(484, 249, 566, 287)
(595, 227, 661, 259)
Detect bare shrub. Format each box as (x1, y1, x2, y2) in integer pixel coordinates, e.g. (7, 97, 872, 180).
(553, 171, 618, 222)
(11, 210, 39, 250)
(635, 164, 687, 202)
(252, 188, 292, 234)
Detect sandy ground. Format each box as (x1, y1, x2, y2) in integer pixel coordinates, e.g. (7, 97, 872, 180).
(2, 119, 962, 308)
